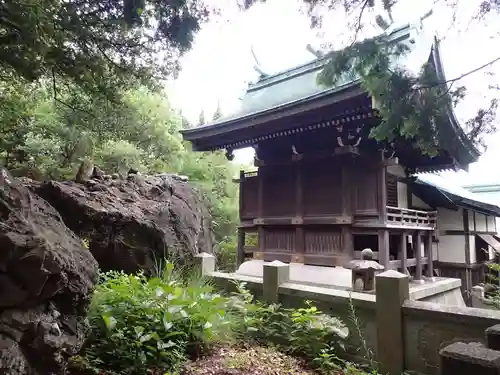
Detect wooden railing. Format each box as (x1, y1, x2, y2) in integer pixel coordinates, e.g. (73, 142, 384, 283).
(386, 206, 437, 229)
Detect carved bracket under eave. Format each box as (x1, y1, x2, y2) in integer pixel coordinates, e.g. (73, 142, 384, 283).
(225, 148, 234, 161)
(334, 146, 360, 157)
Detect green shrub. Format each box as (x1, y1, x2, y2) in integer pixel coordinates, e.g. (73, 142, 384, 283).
(79, 264, 375, 375)
(82, 263, 241, 374)
(215, 236, 238, 272)
(229, 281, 348, 372)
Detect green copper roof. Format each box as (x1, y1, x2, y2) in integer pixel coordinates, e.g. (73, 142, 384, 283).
(463, 184, 500, 193)
(185, 24, 413, 130)
(181, 23, 480, 169)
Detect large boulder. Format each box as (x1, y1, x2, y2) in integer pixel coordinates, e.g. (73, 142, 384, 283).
(0, 168, 98, 374)
(31, 173, 215, 273)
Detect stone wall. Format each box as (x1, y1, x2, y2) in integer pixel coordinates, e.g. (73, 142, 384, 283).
(403, 300, 500, 374)
(440, 325, 500, 375)
(194, 254, 500, 375)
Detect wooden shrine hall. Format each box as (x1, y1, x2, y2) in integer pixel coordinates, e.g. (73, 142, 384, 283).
(181, 25, 481, 282)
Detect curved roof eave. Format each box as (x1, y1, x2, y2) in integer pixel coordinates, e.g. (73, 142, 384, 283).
(180, 80, 362, 138)
(181, 25, 414, 140)
(430, 37, 481, 166)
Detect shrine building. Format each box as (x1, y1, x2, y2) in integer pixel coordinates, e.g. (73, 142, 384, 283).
(181, 24, 500, 299)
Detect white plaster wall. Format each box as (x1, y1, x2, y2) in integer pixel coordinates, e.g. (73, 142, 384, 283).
(469, 213, 475, 231)
(469, 235, 477, 264)
(436, 207, 463, 231)
(437, 235, 466, 263)
(397, 182, 408, 208)
(487, 215, 496, 232)
(475, 213, 488, 232)
(412, 194, 432, 209)
(489, 245, 496, 260)
(432, 242, 438, 261)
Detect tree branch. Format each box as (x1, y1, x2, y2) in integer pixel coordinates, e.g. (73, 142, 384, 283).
(350, 0, 371, 45)
(418, 54, 500, 90)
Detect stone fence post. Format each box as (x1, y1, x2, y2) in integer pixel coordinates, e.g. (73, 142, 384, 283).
(263, 261, 290, 303)
(194, 252, 215, 276)
(376, 270, 410, 375)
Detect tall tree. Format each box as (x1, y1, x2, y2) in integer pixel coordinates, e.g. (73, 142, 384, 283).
(212, 101, 223, 121)
(298, 0, 500, 154)
(198, 109, 206, 125)
(0, 0, 259, 101)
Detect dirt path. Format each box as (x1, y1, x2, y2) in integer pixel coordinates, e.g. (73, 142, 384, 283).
(181, 345, 319, 375)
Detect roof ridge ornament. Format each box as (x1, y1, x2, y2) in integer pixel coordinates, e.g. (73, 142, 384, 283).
(251, 44, 269, 78)
(306, 44, 324, 59)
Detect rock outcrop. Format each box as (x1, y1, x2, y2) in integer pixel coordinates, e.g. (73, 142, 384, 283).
(31, 173, 215, 273)
(0, 168, 98, 374)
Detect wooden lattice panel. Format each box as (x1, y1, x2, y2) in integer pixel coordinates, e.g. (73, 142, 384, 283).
(386, 173, 398, 207)
(263, 228, 296, 252)
(304, 228, 342, 254)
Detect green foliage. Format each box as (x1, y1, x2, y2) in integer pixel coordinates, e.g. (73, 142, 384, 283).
(229, 282, 349, 372)
(212, 103, 223, 121)
(79, 265, 376, 374)
(312, 5, 498, 156)
(0, 79, 240, 246)
(215, 237, 238, 272)
(483, 262, 500, 309)
(317, 35, 489, 156)
(179, 147, 240, 242)
(0, 0, 215, 100)
(198, 109, 206, 126)
(83, 263, 241, 374)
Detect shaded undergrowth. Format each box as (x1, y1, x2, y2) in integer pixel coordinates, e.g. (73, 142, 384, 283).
(70, 262, 379, 375)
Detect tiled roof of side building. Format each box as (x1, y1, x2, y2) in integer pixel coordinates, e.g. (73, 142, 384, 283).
(463, 184, 500, 193)
(415, 174, 500, 216)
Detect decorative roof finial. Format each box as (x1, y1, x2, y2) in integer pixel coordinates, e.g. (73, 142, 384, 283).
(251, 44, 269, 78)
(306, 44, 324, 58)
(419, 9, 433, 29)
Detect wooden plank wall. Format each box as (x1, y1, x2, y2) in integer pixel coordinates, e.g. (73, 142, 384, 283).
(239, 157, 384, 260)
(240, 159, 383, 220)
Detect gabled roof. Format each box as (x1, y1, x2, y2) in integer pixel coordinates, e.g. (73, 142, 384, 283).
(189, 25, 412, 129)
(412, 174, 500, 216)
(182, 25, 411, 137)
(181, 23, 480, 170)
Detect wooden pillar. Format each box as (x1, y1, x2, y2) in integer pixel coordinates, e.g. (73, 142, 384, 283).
(257, 167, 265, 254)
(400, 232, 408, 275)
(426, 232, 434, 278)
(341, 164, 353, 259)
(378, 229, 390, 269)
(237, 228, 245, 267)
(238, 170, 245, 217)
(237, 170, 246, 266)
(463, 208, 472, 299)
(378, 152, 388, 223)
(415, 231, 423, 281)
(294, 163, 305, 262)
